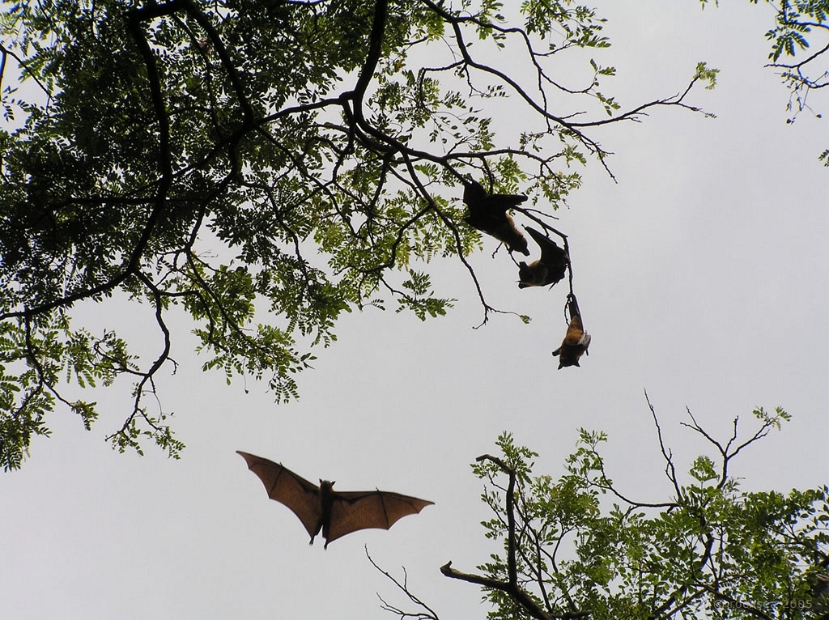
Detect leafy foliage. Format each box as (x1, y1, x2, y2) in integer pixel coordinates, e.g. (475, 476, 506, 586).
(440, 406, 829, 619)
(702, 0, 829, 135)
(0, 0, 713, 468)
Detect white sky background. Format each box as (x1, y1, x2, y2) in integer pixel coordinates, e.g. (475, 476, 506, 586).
(3, 1, 829, 618)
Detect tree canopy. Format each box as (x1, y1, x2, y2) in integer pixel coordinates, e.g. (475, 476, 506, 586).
(702, 0, 829, 138)
(0, 0, 716, 469)
(3, 1, 829, 619)
(379, 405, 829, 620)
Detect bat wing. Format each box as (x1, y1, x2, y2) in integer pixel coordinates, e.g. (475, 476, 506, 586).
(488, 193, 527, 209)
(526, 227, 566, 263)
(325, 490, 434, 544)
(522, 227, 567, 285)
(525, 226, 547, 247)
(463, 180, 527, 212)
(237, 451, 321, 539)
(463, 179, 489, 207)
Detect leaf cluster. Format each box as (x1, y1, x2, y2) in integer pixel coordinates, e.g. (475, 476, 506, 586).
(445, 405, 829, 619)
(0, 0, 713, 467)
(701, 0, 829, 132)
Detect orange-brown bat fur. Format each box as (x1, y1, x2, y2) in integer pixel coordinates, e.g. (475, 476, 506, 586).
(552, 298, 591, 369)
(237, 451, 433, 548)
(518, 227, 568, 288)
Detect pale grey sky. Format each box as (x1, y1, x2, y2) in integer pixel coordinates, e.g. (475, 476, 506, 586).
(3, 2, 828, 619)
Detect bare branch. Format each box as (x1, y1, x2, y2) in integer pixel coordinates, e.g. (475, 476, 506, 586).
(366, 547, 440, 620)
(645, 390, 683, 500)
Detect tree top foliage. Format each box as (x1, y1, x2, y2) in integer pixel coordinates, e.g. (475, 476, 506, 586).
(702, 0, 829, 135)
(374, 403, 829, 620)
(0, 0, 718, 469)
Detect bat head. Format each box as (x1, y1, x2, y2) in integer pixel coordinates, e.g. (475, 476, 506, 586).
(319, 479, 335, 490)
(517, 261, 532, 287)
(553, 331, 590, 369)
(510, 233, 530, 256)
(556, 351, 583, 369)
(494, 213, 527, 254)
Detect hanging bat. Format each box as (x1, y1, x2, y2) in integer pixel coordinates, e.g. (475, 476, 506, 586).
(552, 295, 591, 369)
(462, 179, 530, 255)
(518, 227, 568, 289)
(237, 451, 433, 548)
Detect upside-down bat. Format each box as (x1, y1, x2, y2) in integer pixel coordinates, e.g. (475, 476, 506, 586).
(552, 295, 591, 369)
(518, 227, 568, 289)
(462, 179, 530, 255)
(237, 451, 433, 548)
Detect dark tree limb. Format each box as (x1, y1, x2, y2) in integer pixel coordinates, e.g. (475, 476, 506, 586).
(440, 454, 589, 620)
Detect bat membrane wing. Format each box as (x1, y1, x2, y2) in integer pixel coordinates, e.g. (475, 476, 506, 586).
(525, 227, 556, 253)
(325, 490, 434, 544)
(514, 229, 565, 287)
(526, 227, 566, 267)
(237, 451, 321, 539)
(463, 180, 488, 206)
(489, 193, 527, 209)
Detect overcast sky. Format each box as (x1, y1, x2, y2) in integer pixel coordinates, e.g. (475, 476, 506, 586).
(3, 2, 829, 619)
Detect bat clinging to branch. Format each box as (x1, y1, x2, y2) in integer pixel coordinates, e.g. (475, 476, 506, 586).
(237, 451, 433, 548)
(552, 295, 591, 369)
(518, 227, 568, 289)
(462, 179, 529, 255)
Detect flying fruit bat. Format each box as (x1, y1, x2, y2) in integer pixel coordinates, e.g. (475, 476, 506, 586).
(518, 227, 568, 289)
(237, 451, 434, 548)
(462, 179, 530, 255)
(552, 295, 591, 369)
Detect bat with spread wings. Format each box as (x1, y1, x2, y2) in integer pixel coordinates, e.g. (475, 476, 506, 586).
(237, 451, 434, 548)
(462, 179, 530, 255)
(518, 227, 568, 289)
(552, 295, 591, 369)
